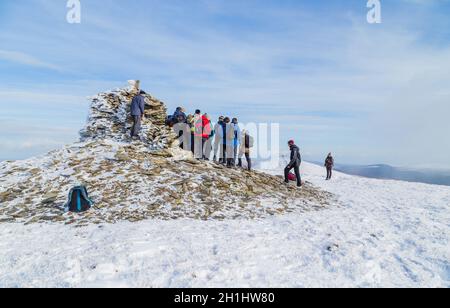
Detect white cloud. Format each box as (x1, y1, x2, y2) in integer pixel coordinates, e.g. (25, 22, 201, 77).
(0, 49, 61, 71)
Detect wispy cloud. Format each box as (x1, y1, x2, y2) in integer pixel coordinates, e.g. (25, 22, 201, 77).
(0, 49, 62, 71)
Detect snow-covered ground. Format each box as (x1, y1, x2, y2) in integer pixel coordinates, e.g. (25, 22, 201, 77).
(0, 162, 449, 288)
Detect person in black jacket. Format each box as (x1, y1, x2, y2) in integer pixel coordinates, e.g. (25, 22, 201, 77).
(324, 153, 334, 180)
(237, 130, 253, 171)
(284, 140, 302, 187)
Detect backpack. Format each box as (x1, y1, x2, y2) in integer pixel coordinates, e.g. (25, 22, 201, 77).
(65, 186, 94, 213)
(166, 115, 174, 126)
(288, 172, 297, 182)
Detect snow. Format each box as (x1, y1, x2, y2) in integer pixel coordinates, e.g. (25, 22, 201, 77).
(0, 162, 449, 287)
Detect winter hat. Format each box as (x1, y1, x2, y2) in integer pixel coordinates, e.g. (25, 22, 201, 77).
(288, 140, 295, 145)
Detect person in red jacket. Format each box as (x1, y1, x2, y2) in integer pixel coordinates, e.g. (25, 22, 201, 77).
(193, 111, 213, 160)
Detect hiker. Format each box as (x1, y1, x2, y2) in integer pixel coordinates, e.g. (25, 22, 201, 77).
(193, 110, 204, 159)
(221, 117, 230, 165)
(130, 90, 146, 139)
(284, 140, 302, 187)
(213, 116, 225, 163)
(231, 118, 241, 166)
(325, 153, 334, 180)
(238, 130, 254, 171)
(186, 114, 195, 153)
(172, 107, 187, 124)
(201, 113, 213, 160)
(224, 117, 235, 167)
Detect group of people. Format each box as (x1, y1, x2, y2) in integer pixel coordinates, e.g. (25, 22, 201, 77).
(130, 91, 335, 184)
(166, 107, 254, 171)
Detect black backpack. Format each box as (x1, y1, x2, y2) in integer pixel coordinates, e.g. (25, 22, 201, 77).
(65, 186, 94, 213)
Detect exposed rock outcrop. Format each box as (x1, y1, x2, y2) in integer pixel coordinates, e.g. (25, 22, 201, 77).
(0, 81, 334, 225)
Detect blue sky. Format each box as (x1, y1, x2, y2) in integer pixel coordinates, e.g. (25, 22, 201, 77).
(1, 0, 449, 167)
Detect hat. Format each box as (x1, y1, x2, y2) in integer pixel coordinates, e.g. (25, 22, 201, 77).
(288, 140, 295, 145)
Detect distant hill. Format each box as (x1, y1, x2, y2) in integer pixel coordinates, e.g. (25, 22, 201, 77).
(328, 163, 450, 186)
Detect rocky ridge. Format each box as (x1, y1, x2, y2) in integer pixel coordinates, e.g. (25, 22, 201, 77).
(0, 81, 334, 225)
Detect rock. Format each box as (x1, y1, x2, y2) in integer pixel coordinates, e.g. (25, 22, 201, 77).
(0, 191, 12, 202)
(41, 192, 58, 204)
(115, 152, 130, 162)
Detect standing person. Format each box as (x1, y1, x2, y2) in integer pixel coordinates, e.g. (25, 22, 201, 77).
(225, 118, 235, 167)
(325, 153, 334, 180)
(202, 113, 213, 160)
(213, 116, 225, 163)
(130, 90, 146, 139)
(172, 107, 187, 149)
(193, 110, 203, 159)
(231, 118, 241, 166)
(238, 130, 254, 171)
(221, 117, 230, 165)
(284, 140, 302, 187)
(186, 114, 195, 154)
(173, 107, 187, 124)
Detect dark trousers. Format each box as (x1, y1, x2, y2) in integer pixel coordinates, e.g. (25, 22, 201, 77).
(221, 144, 227, 164)
(131, 115, 142, 137)
(326, 167, 333, 180)
(238, 154, 251, 171)
(190, 133, 195, 154)
(285, 165, 302, 187)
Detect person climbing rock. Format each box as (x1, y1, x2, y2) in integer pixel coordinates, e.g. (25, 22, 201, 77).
(325, 153, 334, 180)
(130, 90, 146, 139)
(238, 130, 254, 171)
(284, 140, 302, 187)
(213, 116, 225, 163)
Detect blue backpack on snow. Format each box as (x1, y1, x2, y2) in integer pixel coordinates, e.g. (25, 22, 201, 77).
(65, 186, 94, 213)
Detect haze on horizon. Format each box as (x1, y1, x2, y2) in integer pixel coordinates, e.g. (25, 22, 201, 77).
(0, 0, 449, 169)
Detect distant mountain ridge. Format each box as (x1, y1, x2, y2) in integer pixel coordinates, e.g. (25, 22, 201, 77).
(326, 163, 450, 186)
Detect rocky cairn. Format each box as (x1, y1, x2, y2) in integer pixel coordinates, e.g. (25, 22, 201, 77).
(0, 81, 333, 225)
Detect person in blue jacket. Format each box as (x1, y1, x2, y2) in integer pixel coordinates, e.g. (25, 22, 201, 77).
(130, 90, 146, 139)
(231, 118, 241, 166)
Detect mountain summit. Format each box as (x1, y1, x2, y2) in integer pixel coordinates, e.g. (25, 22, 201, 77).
(0, 81, 332, 225)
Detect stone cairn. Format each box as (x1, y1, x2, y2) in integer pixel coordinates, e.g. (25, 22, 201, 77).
(80, 80, 178, 151)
